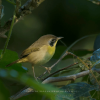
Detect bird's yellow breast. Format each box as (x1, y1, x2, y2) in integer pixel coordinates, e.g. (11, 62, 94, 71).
(27, 45, 56, 66)
(39, 45, 55, 65)
(47, 45, 55, 56)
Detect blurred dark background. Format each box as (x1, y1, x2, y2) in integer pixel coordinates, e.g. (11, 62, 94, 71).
(0, 0, 100, 52)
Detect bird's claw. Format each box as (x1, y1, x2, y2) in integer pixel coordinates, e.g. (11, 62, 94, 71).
(45, 67, 51, 74)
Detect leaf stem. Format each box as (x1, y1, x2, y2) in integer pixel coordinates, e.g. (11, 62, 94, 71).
(6, 0, 16, 5)
(68, 52, 100, 85)
(0, 11, 16, 60)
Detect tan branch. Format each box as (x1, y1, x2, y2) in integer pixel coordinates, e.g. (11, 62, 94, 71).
(10, 68, 100, 100)
(0, 0, 45, 38)
(42, 70, 90, 84)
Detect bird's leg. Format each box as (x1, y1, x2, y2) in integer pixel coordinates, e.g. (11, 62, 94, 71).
(32, 65, 38, 81)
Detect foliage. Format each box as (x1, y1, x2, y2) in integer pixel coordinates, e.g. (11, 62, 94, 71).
(0, 49, 26, 72)
(0, 0, 100, 100)
(0, 80, 10, 100)
(56, 82, 96, 100)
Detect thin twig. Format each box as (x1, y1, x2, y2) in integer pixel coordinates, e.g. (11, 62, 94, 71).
(38, 34, 97, 79)
(42, 68, 100, 84)
(68, 52, 100, 86)
(88, 0, 100, 5)
(61, 34, 97, 57)
(0, 0, 45, 38)
(0, 11, 16, 60)
(42, 62, 78, 81)
(50, 53, 68, 69)
(15, 0, 21, 17)
(10, 68, 100, 100)
(42, 70, 90, 84)
(38, 52, 68, 79)
(10, 87, 33, 100)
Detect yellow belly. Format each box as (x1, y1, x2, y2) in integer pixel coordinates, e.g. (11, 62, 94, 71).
(35, 45, 55, 65)
(27, 45, 56, 66)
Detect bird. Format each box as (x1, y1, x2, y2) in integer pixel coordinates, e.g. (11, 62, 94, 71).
(6, 34, 63, 81)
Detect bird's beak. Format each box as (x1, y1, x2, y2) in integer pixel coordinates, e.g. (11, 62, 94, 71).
(57, 37, 64, 40)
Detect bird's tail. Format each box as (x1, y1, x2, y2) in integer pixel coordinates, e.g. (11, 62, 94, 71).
(6, 59, 20, 67)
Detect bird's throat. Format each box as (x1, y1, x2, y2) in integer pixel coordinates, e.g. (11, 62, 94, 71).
(47, 45, 55, 56)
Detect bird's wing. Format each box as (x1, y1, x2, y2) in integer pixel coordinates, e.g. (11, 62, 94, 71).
(20, 47, 40, 59)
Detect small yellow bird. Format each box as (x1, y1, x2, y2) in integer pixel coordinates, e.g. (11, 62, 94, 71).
(6, 34, 63, 80)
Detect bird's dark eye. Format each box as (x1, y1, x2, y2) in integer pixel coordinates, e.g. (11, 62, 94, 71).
(49, 39, 56, 47)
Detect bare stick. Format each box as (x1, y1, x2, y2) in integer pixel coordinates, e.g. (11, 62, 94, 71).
(10, 87, 33, 100)
(68, 52, 100, 85)
(38, 52, 68, 79)
(10, 68, 100, 100)
(0, 0, 45, 38)
(42, 62, 78, 81)
(42, 70, 90, 84)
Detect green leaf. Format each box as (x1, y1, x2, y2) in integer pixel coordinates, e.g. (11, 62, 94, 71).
(89, 71, 100, 90)
(0, 49, 26, 72)
(90, 90, 100, 100)
(0, 80, 10, 100)
(17, 92, 43, 100)
(0, 68, 61, 100)
(56, 82, 96, 100)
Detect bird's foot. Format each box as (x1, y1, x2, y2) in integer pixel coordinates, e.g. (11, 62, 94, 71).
(44, 67, 51, 74)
